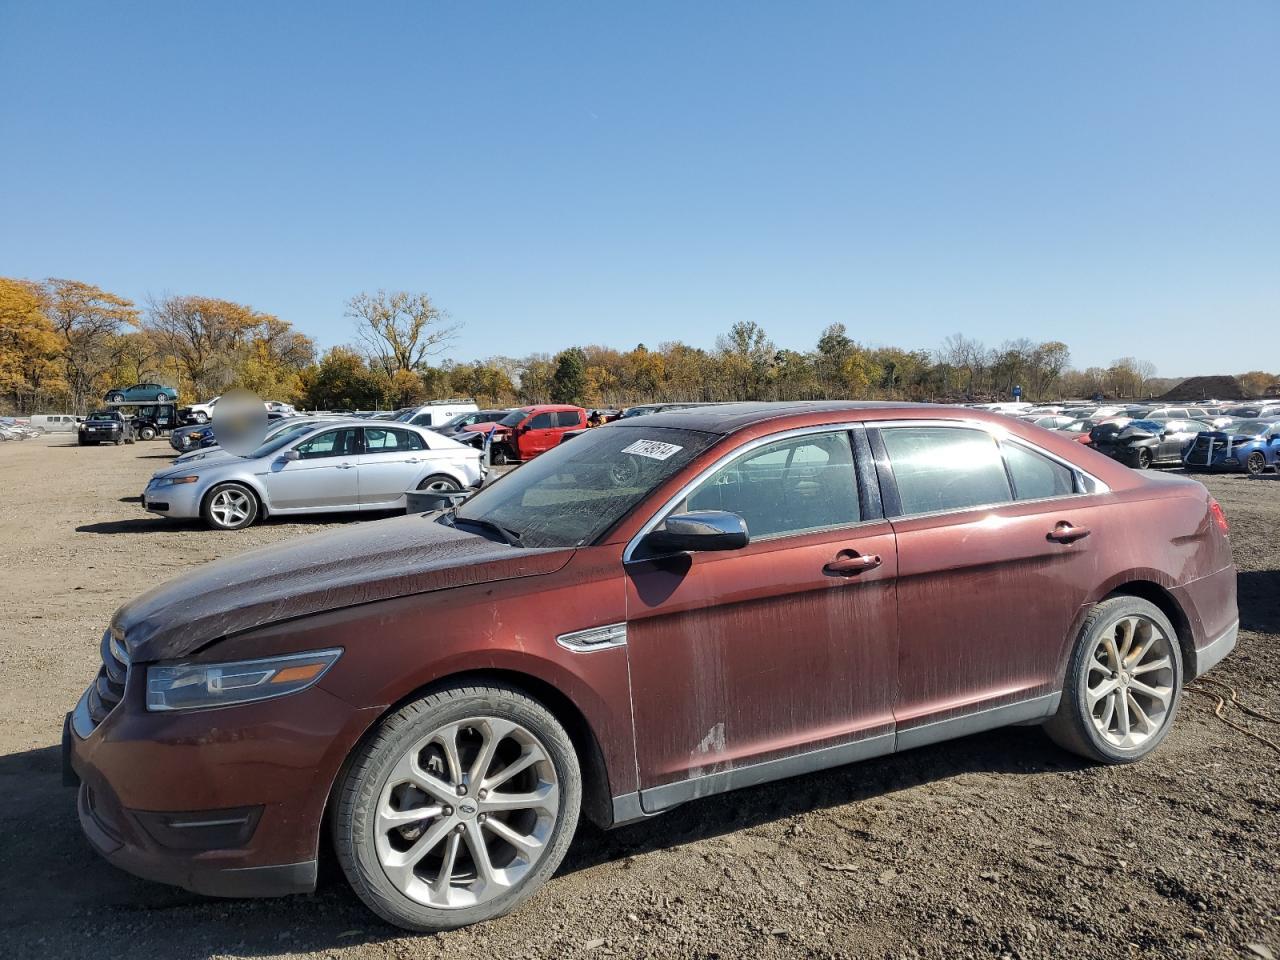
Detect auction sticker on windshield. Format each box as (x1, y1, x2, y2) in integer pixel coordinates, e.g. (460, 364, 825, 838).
(622, 439, 684, 460)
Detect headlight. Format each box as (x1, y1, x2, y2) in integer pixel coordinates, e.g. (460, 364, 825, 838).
(145, 649, 342, 711)
(155, 475, 200, 486)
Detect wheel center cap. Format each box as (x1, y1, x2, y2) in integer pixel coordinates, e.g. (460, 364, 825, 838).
(456, 798, 479, 819)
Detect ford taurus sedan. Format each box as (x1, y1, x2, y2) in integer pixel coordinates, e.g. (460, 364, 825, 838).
(67, 402, 1237, 930)
(142, 420, 484, 529)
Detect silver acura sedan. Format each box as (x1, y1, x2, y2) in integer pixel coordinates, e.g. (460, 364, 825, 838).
(143, 420, 484, 529)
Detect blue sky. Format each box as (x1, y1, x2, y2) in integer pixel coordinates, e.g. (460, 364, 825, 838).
(2, 1, 1276, 376)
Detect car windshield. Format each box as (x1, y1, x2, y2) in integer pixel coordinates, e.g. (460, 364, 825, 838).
(89, 409, 117, 420)
(453, 425, 719, 548)
(1228, 420, 1271, 437)
(246, 427, 317, 460)
(498, 409, 531, 427)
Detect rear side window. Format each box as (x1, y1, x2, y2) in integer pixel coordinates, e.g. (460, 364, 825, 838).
(882, 426, 1012, 515)
(1002, 441, 1076, 500)
(554, 410, 581, 428)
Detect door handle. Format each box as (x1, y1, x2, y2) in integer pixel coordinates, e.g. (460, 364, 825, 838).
(404, 458, 421, 464)
(337, 463, 355, 470)
(1047, 521, 1090, 543)
(823, 551, 882, 576)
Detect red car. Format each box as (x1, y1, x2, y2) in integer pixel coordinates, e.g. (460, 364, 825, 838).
(66, 402, 1237, 930)
(458, 404, 587, 463)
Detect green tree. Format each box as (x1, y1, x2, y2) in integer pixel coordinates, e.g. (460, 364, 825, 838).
(550, 347, 588, 404)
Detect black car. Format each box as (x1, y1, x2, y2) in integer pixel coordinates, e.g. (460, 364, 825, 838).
(416, 409, 511, 437)
(1089, 417, 1209, 469)
(130, 403, 181, 440)
(77, 409, 136, 446)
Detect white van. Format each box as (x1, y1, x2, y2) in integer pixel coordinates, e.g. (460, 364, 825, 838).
(398, 399, 480, 428)
(30, 414, 80, 433)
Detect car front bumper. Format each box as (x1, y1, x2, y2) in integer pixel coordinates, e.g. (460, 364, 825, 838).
(142, 478, 205, 518)
(65, 669, 381, 898)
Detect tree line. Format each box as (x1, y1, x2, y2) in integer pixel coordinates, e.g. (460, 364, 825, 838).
(2, 275, 1276, 414)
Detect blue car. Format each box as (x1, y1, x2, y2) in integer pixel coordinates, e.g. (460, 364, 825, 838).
(1183, 417, 1280, 475)
(105, 382, 179, 404)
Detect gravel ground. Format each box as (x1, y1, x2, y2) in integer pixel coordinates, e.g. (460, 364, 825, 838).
(1, 435, 1277, 960)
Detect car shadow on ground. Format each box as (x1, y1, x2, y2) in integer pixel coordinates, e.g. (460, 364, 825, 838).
(2, 724, 1083, 955)
(75, 511, 400, 535)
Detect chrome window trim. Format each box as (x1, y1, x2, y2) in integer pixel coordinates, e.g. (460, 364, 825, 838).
(867, 418, 1109, 521)
(622, 424, 872, 563)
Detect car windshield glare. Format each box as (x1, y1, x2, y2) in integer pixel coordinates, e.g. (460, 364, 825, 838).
(454, 425, 719, 547)
(498, 409, 531, 427)
(1230, 420, 1270, 437)
(247, 430, 308, 459)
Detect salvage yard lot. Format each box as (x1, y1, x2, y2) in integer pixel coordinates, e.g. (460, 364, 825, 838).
(1, 436, 1277, 960)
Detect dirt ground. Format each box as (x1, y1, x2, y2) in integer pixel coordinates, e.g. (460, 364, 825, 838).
(1, 435, 1277, 960)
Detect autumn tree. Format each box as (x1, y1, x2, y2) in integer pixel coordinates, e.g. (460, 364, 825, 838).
(0, 278, 66, 411)
(42, 279, 141, 409)
(348, 290, 460, 375)
(297, 346, 385, 410)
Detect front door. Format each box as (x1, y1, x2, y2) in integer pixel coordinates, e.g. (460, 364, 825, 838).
(358, 426, 430, 506)
(519, 411, 558, 458)
(871, 423, 1103, 745)
(265, 427, 361, 510)
(625, 428, 898, 812)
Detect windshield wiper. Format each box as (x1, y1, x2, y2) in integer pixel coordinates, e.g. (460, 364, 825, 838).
(451, 514, 524, 547)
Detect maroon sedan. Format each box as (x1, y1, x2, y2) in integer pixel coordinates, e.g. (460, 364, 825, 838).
(66, 402, 1238, 930)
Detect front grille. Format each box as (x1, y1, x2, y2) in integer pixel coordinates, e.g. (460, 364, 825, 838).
(86, 629, 130, 729)
(1187, 437, 1214, 466)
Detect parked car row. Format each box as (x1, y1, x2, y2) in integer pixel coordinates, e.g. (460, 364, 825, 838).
(986, 399, 1280, 475)
(1, 417, 46, 440)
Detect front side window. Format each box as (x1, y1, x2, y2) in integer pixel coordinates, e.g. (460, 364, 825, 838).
(294, 428, 359, 460)
(528, 412, 555, 429)
(681, 432, 860, 539)
(1002, 441, 1076, 500)
(882, 426, 1012, 516)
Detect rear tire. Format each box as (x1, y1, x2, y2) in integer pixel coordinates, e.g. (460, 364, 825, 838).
(417, 475, 462, 493)
(201, 482, 259, 530)
(333, 684, 581, 932)
(1044, 596, 1182, 764)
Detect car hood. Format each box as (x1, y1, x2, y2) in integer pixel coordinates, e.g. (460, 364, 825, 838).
(460, 422, 508, 434)
(112, 512, 574, 662)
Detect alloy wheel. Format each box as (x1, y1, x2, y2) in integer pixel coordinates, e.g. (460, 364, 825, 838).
(373, 717, 559, 910)
(1247, 452, 1266, 475)
(1085, 615, 1175, 749)
(420, 477, 461, 493)
(209, 488, 253, 527)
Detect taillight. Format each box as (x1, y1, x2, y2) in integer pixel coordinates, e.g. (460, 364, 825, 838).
(1209, 498, 1229, 534)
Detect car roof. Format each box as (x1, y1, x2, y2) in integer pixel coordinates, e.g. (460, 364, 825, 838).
(611, 400, 942, 434)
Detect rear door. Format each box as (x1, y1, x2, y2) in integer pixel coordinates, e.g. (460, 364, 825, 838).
(357, 427, 430, 505)
(871, 422, 1104, 744)
(265, 427, 361, 509)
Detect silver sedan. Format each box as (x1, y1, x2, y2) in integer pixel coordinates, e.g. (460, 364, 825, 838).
(143, 421, 484, 530)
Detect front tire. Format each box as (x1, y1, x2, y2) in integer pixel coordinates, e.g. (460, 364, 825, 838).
(1246, 452, 1266, 476)
(201, 482, 259, 530)
(139, 426, 157, 441)
(417, 474, 462, 493)
(1135, 448, 1153, 470)
(1044, 596, 1182, 764)
(333, 684, 582, 932)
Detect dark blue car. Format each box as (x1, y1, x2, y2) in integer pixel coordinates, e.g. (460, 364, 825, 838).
(1183, 417, 1280, 474)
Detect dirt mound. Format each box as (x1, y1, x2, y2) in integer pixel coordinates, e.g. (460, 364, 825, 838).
(1158, 375, 1247, 401)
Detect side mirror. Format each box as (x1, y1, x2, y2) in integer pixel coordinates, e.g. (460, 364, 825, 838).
(642, 511, 749, 555)
(283, 449, 301, 461)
